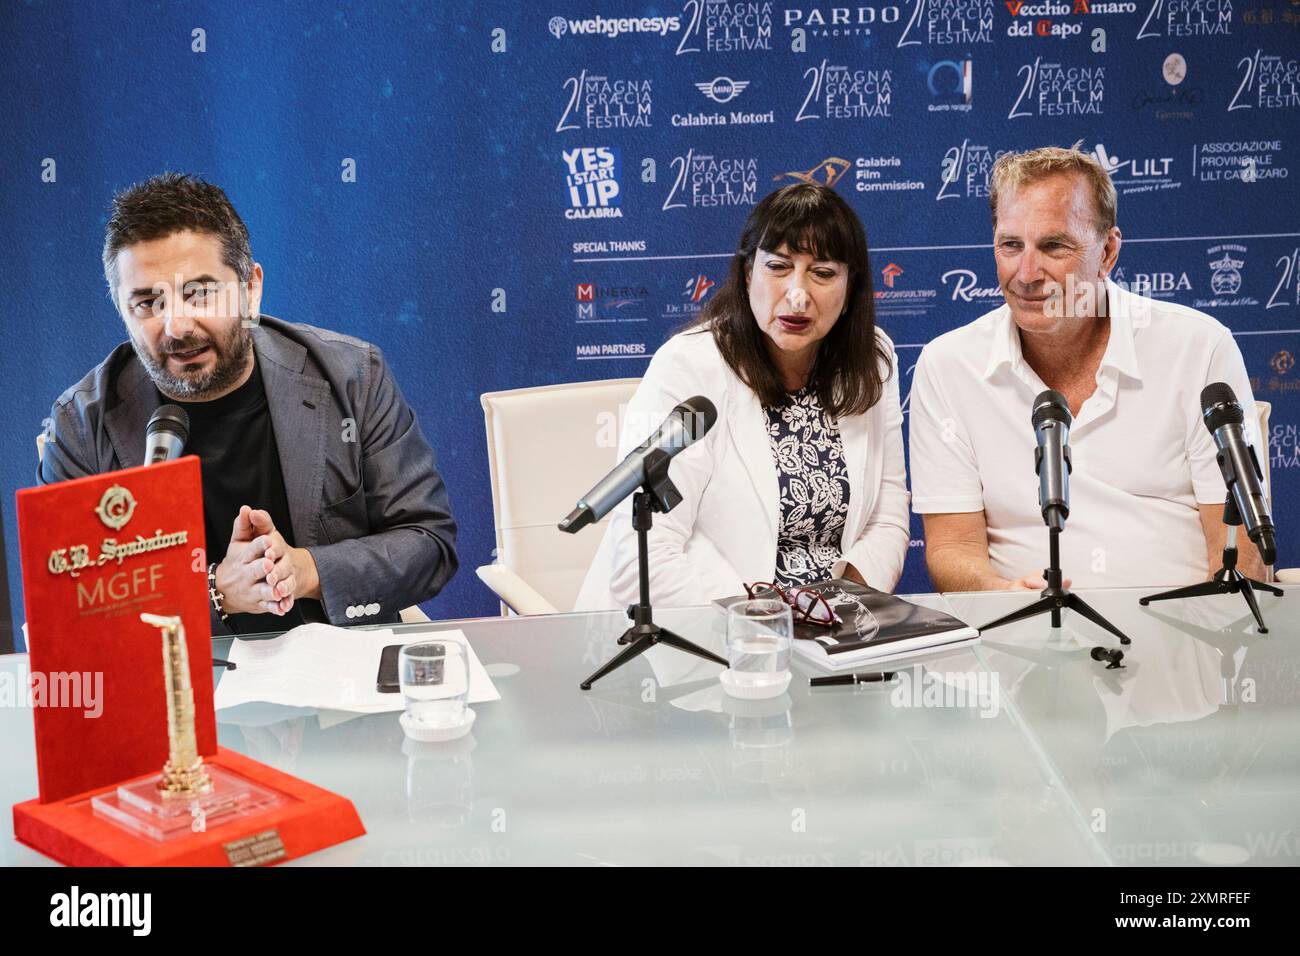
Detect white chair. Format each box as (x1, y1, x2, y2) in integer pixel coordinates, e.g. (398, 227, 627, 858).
(477, 379, 641, 615)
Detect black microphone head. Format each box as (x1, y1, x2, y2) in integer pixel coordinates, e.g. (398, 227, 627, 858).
(673, 396, 718, 442)
(147, 404, 190, 443)
(1200, 382, 1244, 432)
(1031, 389, 1071, 429)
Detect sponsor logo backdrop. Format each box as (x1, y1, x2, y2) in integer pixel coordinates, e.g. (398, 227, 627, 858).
(1, 1, 1297, 637)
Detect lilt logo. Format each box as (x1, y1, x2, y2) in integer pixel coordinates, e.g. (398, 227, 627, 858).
(563, 147, 622, 219)
(50, 886, 151, 936)
(1091, 143, 1178, 194)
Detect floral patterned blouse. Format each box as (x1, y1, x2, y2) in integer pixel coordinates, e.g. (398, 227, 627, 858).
(763, 385, 850, 588)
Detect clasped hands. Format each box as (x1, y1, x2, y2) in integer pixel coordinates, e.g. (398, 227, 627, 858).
(214, 505, 321, 616)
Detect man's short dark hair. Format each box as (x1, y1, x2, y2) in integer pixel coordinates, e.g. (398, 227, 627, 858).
(102, 172, 253, 296)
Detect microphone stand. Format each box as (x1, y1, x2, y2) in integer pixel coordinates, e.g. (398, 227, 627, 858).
(1139, 496, 1283, 633)
(978, 525, 1132, 645)
(580, 451, 728, 691)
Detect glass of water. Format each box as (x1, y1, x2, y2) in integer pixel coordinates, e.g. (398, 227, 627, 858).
(725, 599, 793, 693)
(399, 640, 470, 729)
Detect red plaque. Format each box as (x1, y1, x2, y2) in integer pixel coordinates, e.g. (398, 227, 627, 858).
(12, 458, 364, 865)
(16, 457, 215, 803)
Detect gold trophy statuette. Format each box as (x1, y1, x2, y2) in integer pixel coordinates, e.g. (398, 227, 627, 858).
(141, 613, 212, 797)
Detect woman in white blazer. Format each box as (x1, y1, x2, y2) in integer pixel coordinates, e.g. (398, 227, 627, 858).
(575, 183, 910, 611)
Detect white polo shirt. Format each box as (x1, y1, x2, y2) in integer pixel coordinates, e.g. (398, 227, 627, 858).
(909, 279, 1259, 588)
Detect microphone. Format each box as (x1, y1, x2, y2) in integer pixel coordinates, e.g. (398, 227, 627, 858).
(1201, 383, 1276, 565)
(1032, 390, 1072, 532)
(559, 396, 717, 534)
(143, 405, 190, 466)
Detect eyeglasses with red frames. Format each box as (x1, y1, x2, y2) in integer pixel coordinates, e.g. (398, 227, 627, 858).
(743, 582, 842, 628)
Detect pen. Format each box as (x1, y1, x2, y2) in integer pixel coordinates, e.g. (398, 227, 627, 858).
(810, 672, 896, 687)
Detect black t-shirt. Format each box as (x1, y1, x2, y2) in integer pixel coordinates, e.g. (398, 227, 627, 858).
(165, 360, 320, 632)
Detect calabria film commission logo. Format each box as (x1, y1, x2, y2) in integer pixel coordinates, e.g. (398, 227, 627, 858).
(563, 147, 623, 219)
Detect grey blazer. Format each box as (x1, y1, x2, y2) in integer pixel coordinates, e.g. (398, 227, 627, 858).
(39, 316, 459, 632)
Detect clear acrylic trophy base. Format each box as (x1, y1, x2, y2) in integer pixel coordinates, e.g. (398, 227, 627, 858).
(91, 765, 283, 842)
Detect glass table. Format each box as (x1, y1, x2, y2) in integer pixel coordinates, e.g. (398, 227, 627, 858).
(2, 587, 1295, 866)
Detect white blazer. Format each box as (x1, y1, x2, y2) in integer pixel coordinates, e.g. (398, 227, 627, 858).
(574, 327, 911, 611)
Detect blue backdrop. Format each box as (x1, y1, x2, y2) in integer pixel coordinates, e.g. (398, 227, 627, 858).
(2, 0, 1298, 649)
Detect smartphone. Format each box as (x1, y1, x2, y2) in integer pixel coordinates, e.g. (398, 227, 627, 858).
(377, 644, 403, 693)
(377, 643, 446, 693)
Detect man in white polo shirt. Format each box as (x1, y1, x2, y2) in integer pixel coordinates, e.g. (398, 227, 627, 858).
(910, 145, 1266, 591)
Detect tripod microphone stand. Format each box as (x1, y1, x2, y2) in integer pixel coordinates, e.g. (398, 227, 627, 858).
(978, 525, 1132, 644)
(979, 389, 1130, 644)
(579, 452, 728, 691)
(1139, 496, 1283, 633)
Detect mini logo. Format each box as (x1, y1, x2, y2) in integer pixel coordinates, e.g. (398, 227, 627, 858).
(881, 263, 904, 287)
(696, 76, 749, 103)
(1210, 250, 1244, 295)
(1271, 350, 1295, 376)
(773, 156, 852, 187)
(549, 16, 568, 39)
(577, 284, 595, 301)
(685, 274, 717, 302)
(1163, 52, 1186, 85)
(94, 484, 136, 531)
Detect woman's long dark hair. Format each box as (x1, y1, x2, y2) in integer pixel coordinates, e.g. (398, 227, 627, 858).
(686, 182, 890, 419)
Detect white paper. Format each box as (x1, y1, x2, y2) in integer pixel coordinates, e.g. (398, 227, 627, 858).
(213, 624, 500, 714)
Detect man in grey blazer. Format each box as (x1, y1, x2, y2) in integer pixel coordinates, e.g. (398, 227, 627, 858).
(39, 173, 458, 634)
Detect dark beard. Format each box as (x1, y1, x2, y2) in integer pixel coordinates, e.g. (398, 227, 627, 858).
(131, 323, 253, 400)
